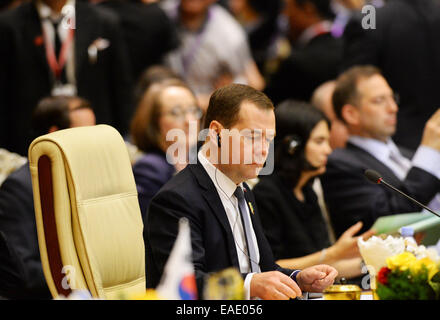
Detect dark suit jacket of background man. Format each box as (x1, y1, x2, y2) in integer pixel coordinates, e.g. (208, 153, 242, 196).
(98, 0, 178, 84)
(0, 164, 51, 299)
(321, 142, 440, 238)
(342, 0, 440, 150)
(145, 161, 295, 294)
(0, 1, 133, 156)
(264, 32, 343, 106)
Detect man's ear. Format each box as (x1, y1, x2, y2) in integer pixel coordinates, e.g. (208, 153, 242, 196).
(208, 120, 223, 146)
(341, 104, 360, 126)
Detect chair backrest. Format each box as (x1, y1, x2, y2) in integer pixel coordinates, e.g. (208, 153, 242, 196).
(28, 125, 146, 299)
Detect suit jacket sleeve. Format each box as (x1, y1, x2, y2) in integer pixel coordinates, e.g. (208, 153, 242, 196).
(0, 18, 12, 149)
(145, 188, 211, 294)
(104, 11, 134, 135)
(321, 158, 440, 237)
(244, 184, 297, 278)
(0, 170, 51, 299)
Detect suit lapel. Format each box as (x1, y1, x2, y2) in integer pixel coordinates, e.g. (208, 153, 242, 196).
(24, 3, 51, 84)
(347, 143, 404, 187)
(74, 2, 95, 78)
(188, 163, 240, 269)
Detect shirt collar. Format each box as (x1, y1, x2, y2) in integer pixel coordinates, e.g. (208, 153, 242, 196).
(36, 0, 76, 22)
(297, 20, 333, 47)
(348, 135, 402, 162)
(197, 146, 242, 200)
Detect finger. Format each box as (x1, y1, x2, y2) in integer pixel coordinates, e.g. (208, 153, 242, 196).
(311, 270, 338, 291)
(272, 289, 291, 300)
(300, 268, 327, 283)
(343, 221, 363, 237)
(276, 281, 301, 299)
(311, 278, 335, 292)
(360, 228, 376, 240)
(314, 265, 339, 280)
(430, 108, 440, 122)
(279, 275, 302, 297)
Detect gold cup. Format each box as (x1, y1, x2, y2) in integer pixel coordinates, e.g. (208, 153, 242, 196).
(323, 285, 362, 300)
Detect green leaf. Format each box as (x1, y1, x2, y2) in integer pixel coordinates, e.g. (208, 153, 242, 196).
(431, 271, 440, 283)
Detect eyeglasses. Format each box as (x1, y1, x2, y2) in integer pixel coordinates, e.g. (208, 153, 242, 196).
(161, 106, 203, 121)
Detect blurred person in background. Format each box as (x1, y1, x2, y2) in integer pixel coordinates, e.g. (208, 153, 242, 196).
(342, 0, 440, 150)
(161, 0, 265, 110)
(130, 78, 203, 221)
(94, 0, 179, 85)
(132, 64, 182, 110)
(311, 80, 348, 149)
(322, 65, 440, 238)
(253, 100, 374, 283)
(227, 0, 286, 79)
(0, 0, 23, 11)
(264, 0, 343, 105)
(0, 0, 132, 156)
(0, 96, 95, 299)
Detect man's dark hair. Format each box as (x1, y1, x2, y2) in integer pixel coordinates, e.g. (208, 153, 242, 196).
(274, 99, 330, 188)
(133, 65, 182, 107)
(203, 84, 274, 129)
(332, 65, 382, 123)
(31, 96, 92, 138)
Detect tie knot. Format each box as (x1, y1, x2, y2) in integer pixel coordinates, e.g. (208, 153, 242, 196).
(234, 186, 245, 201)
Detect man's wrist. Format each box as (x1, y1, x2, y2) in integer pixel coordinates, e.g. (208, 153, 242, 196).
(290, 269, 301, 284)
(245, 273, 256, 300)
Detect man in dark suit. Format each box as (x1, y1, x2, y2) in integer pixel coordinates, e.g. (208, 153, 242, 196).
(0, 0, 132, 156)
(341, 0, 440, 150)
(264, 0, 343, 105)
(0, 96, 95, 299)
(145, 84, 337, 300)
(321, 65, 440, 238)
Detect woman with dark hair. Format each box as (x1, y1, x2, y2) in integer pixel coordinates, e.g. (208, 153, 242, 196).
(130, 78, 203, 220)
(253, 100, 375, 281)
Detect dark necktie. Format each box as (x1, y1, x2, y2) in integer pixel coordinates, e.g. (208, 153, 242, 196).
(52, 20, 68, 84)
(233, 187, 259, 273)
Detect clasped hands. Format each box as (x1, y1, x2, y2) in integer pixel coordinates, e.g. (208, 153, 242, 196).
(250, 264, 338, 300)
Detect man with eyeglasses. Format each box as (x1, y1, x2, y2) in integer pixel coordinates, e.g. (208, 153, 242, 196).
(320, 65, 440, 238)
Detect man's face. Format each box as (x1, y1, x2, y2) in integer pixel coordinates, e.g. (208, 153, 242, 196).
(68, 100, 96, 128)
(283, 0, 314, 40)
(219, 102, 275, 183)
(354, 75, 398, 142)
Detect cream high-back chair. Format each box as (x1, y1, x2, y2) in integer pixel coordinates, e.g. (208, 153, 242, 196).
(28, 125, 146, 299)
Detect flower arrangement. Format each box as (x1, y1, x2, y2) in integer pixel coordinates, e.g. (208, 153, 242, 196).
(376, 252, 440, 300)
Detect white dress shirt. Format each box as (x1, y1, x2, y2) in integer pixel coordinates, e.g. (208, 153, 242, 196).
(198, 148, 260, 299)
(349, 136, 440, 211)
(36, 0, 77, 93)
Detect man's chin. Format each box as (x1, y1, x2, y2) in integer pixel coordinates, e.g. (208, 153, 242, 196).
(245, 164, 264, 179)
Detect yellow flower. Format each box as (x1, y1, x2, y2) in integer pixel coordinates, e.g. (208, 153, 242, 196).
(130, 289, 161, 300)
(386, 252, 439, 280)
(409, 257, 434, 274)
(387, 252, 417, 271)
